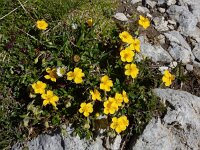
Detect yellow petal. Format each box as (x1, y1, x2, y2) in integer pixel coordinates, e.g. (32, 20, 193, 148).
(79, 108, 83, 113)
(84, 112, 89, 117)
(67, 71, 74, 80)
(43, 100, 49, 106)
(50, 101, 57, 107)
(51, 77, 56, 82)
(74, 77, 83, 84)
(44, 75, 51, 79)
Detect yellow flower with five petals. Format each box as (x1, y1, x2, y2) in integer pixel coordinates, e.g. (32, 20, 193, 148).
(125, 64, 139, 79)
(138, 15, 150, 29)
(120, 49, 135, 62)
(67, 67, 85, 84)
(31, 81, 46, 94)
(103, 97, 118, 114)
(110, 116, 129, 133)
(36, 20, 48, 30)
(41, 90, 59, 107)
(162, 70, 175, 86)
(124, 63, 139, 79)
(44, 68, 57, 82)
(100, 75, 113, 92)
(90, 89, 101, 101)
(129, 39, 140, 52)
(119, 31, 134, 44)
(79, 102, 93, 117)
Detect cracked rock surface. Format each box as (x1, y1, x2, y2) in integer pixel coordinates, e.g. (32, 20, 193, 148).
(12, 134, 106, 150)
(131, 89, 200, 150)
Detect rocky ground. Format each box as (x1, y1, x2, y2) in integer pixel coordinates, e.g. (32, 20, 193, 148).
(12, 0, 200, 149)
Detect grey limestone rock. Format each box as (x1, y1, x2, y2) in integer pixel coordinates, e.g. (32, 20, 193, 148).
(28, 134, 64, 150)
(153, 17, 169, 32)
(111, 135, 121, 150)
(157, 0, 176, 6)
(164, 31, 191, 50)
(12, 134, 106, 150)
(167, 5, 200, 42)
(158, 7, 166, 13)
(186, 64, 194, 71)
(113, 13, 128, 22)
(137, 36, 173, 62)
(167, 0, 176, 6)
(189, 2, 200, 22)
(168, 43, 194, 64)
(146, 0, 157, 8)
(157, 0, 165, 5)
(192, 43, 200, 62)
(131, 89, 200, 150)
(167, 5, 197, 32)
(131, 0, 141, 5)
(193, 61, 200, 78)
(157, 34, 166, 44)
(164, 31, 194, 64)
(137, 6, 150, 14)
(178, 0, 200, 22)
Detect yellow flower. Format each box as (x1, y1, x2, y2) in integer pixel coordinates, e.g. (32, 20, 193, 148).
(118, 116, 129, 131)
(110, 116, 129, 133)
(36, 20, 48, 30)
(122, 90, 129, 103)
(138, 15, 150, 29)
(31, 81, 46, 94)
(120, 49, 135, 62)
(129, 39, 140, 52)
(87, 18, 93, 27)
(119, 31, 134, 44)
(114, 93, 123, 106)
(90, 89, 101, 101)
(67, 67, 85, 84)
(162, 70, 175, 86)
(103, 97, 118, 114)
(110, 117, 122, 133)
(125, 63, 139, 79)
(100, 75, 113, 92)
(79, 102, 93, 117)
(41, 90, 59, 107)
(45, 68, 57, 82)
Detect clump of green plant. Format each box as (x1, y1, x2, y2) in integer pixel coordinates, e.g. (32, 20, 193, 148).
(21, 14, 175, 141)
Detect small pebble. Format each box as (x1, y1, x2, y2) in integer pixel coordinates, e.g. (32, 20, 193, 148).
(186, 64, 193, 71)
(157, 34, 166, 44)
(168, 20, 176, 25)
(113, 13, 128, 21)
(159, 66, 169, 74)
(158, 8, 166, 13)
(169, 61, 178, 68)
(137, 6, 150, 14)
(131, 0, 141, 5)
(168, 25, 175, 30)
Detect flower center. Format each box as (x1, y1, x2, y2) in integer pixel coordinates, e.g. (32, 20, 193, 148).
(36, 84, 42, 89)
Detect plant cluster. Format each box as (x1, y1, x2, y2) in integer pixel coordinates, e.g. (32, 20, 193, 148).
(23, 15, 175, 138)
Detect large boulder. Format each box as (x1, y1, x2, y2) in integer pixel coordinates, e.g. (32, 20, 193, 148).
(131, 89, 200, 150)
